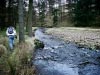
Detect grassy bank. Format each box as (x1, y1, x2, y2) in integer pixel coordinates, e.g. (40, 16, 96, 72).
(46, 27, 100, 50)
(0, 34, 36, 75)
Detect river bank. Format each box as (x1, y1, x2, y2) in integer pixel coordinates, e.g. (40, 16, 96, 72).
(0, 35, 36, 75)
(46, 27, 100, 50)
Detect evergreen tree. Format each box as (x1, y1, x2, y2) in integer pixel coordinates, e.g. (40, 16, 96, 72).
(38, 0, 46, 27)
(0, 0, 6, 30)
(52, 8, 59, 26)
(73, 0, 96, 27)
(95, 0, 100, 26)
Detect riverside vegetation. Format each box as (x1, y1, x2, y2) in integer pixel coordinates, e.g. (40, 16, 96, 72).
(0, 27, 100, 75)
(0, 29, 45, 75)
(0, 33, 36, 75)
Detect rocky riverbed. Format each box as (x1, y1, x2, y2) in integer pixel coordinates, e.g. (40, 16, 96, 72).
(33, 28, 100, 75)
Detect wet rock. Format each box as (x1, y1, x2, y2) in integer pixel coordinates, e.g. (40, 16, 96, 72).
(34, 39, 44, 49)
(69, 54, 74, 57)
(35, 57, 43, 60)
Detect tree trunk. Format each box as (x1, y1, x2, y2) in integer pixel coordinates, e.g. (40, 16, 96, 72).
(18, 0, 25, 43)
(28, 0, 33, 37)
(26, 11, 28, 32)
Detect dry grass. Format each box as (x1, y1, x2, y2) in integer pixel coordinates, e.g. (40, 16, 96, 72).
(0, 37, 9, 48)
(0, 45, 7, 57)
(0, 36, 36, 75)
(8, 37, 35, 75)
(46, 27, 100, 50)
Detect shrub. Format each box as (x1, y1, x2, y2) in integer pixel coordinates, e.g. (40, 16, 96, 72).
(0, 45, 7, 57)
(7, 42, 35, 75)
(0, 37, 9, 49)
(16, 66, 36, 75)
(0, 41, 35, 75)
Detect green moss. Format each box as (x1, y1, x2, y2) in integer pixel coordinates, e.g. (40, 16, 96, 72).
(34, 39, 44, 49)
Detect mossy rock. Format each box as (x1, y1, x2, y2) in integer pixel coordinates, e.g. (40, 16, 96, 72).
(34, 39, 44, 49)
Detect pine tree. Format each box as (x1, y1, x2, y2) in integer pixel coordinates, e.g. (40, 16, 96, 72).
(38, 0, 46, 27)
(0, 0, 6, 30)
(73, 0, 95, 27)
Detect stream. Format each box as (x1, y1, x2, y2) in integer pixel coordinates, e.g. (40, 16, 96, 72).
(33, 28, 100, 75)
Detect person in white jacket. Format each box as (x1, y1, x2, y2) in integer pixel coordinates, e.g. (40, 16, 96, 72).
(6, 26, 17, 50)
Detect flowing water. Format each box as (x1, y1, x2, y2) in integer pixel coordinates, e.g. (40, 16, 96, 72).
(33, 28, 100, 75)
